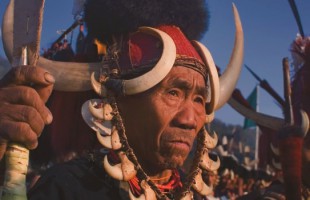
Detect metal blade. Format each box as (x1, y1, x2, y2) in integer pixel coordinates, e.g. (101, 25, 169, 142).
(11, 0, 44, 66)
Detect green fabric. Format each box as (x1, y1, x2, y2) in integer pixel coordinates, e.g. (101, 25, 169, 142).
(243, 86, 258, 129)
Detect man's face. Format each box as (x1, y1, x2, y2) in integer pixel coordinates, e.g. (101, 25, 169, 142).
(118, 66, 207, 173)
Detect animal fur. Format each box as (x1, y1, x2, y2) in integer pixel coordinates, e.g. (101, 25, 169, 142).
(84, 0, 209, 44)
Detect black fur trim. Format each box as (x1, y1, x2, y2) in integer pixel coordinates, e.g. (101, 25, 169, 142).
(84, 0, 209, 44)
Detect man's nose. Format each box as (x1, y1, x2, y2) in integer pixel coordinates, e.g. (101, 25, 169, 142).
(172, 102, 197, 129)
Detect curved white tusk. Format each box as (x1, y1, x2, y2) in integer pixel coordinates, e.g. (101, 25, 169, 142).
(192, 169, 213, 196)
(141, 180, 157, 200)
(96, 131, 112, 149)
(200, 151, 221, 171)
(89, 100, 113, 121)
(129, 189, 145, 200)
(205, 113, 215, 124)
(191, 41, 219, 114)
(102, 103, 113, 121)
(37, 57, 101, 91)
(91, 72, 108, 97)
(228, 97, 284, 130)
(88, 101, 104, 120)
(93, 121, 112, 135)
(2, 0, 13, 62)
(103, 155, 123, 180)
(118, 152, 137, 181)
(81, 99, 112, 135)
(217, 3, 244, 110)
(111, 128, 122, 150)
(270, 143, 280, 156)
(300, 110, 309, 137)
(122, 27, 176, 95)
(272, 158, 282, 170)
(204, 130, 218, 149)
(128, 181, 157, 200)
(102, 104, 113, 121)
(179, 192, 193, 200)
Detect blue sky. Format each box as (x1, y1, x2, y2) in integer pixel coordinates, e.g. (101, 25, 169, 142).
(0, 0, 309, 125)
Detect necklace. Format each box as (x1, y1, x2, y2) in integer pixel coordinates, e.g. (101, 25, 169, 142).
(128, 169, 182, 197)
(82, 95, 220, 199)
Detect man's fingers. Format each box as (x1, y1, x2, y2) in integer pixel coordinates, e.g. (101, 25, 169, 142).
(34, 84, 54, 103)
(1, 104, 46, 136)
(0, 86, 53, 124)
(0, 120, 39, 150)
(0, 65, 55, 87)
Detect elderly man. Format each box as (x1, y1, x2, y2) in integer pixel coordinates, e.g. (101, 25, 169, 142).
(0, 0, 243, 199)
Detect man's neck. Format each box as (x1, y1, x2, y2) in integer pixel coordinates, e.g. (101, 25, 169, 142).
(149, 169, 173, 185)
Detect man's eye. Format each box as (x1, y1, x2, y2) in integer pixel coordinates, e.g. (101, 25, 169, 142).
(168, 90, 178, 96)
(194, 96, 205, 104)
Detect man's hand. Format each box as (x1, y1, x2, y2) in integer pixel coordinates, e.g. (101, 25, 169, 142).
(0, 65, 54, 160)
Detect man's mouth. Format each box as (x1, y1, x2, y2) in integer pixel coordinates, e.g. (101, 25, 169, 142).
(159, 130, 196, 156)
(165, 139, 191, 152)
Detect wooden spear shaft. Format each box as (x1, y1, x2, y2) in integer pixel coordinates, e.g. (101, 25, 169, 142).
(2, 47, 29, 200)
(280, 57, 302, 200)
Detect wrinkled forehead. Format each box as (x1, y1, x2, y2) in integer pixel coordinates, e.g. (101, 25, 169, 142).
(164, 66, 207, 86)
(144, 66, 208, 102)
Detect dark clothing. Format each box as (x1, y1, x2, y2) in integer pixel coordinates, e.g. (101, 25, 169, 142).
(28, 156, 207, 200)
(28, 157, 130, 200)
(236, 180, 285, 200)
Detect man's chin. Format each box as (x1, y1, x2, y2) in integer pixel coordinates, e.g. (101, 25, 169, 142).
(158, 154, 187, 169)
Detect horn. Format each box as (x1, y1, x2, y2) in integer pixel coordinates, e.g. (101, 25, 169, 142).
(93, 121, 112, 135)
(300, 110, 309, 137)
(191, 41, 219, 115)
(91, 72, 108, 97)
(129, 190, 145, 200)
(91, 27, 176, 96)
(103, 155, 123, 180)
(205, 113, 215, 124)
(81, 99, 112, 135)
(96, 131, 112, 149)
(118, 152, 137, 181)
(111, 128, 122, 150)
(102, 103, 113, 121)
(128, 180, 157, 200)
(88, 101, 104, 120)
(204, 129, 218, 149)
(270, 143, 280, 156)
(2, 0, 13, 62)
(217, 3, 244, 110)
(121, 27, 176, 95)
(96, 126, 121, 149)
(228, 97, 284, 130)
(37, 57, 101, 91)
(179, 192, 193, 200)
(192, 169, 213, 196)
(200, 152, 221, 171)
(140, 180, 157, 200)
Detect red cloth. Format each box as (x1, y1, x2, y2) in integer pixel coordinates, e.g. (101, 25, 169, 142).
(279, 137, 303, 200)
(128, 169, 182, 197)
(32, 90, 100, 164)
